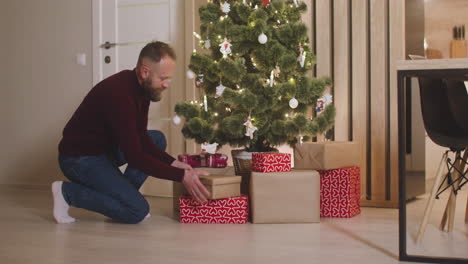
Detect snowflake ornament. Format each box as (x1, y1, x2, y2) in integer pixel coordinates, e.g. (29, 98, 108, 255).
(221, 2, 231, 14)
(322, 93, 333, 105)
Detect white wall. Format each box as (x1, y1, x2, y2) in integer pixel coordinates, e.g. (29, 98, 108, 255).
(0, 0, 93, 185)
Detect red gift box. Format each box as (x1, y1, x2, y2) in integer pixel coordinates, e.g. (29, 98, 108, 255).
(252, 153, 291, 173)
(179, 195, 248, 224)
(178, 154, 228, 168)
(320, 166, 361, 218)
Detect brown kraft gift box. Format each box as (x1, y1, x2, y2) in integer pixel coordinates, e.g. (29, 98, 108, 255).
(173, 167, 237, 213)
(294, 141, 359, 170)
(250, 169, 320, 223)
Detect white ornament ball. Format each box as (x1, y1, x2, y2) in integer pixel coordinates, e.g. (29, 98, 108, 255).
(258, 33, 268, 44)
(186, 70, 196, 79)
(172, 115, 181, 125)
(289, 98, 299, 109)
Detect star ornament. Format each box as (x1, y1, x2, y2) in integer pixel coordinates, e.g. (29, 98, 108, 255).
(221, 2, 231, 14)
(216, 83, 227, 97)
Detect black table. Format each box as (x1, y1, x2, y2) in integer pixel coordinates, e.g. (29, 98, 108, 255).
(397, 59, 468, 263)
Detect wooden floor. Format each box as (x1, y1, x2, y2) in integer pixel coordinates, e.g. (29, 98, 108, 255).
(0, 184, 466, 264)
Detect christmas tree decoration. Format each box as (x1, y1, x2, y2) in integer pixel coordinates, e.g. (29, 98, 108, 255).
(289, 97, 299, 109)
(219, 38, 232, 58)
(201, 142, 219, 154)
(204, 39, 211, 49)
(186, 70, 195, 79)
(172, 115, 181, 125)
(203, 95, 208, 112)
(244, 117, 258, 139)
(298, 43, 306, 68)
(258, 32, 268, 44)
(216, 83, 227, 97)
(274, 65, 281, 77)
(221, 2, 231, 14)
(196, 74, 204, 88)
(294, 0, 300, 8)
(322, 93, 333, 105)
(315, 98, 325, 114)
(269, 69, 276, 87)
(175, 0, 335, 152)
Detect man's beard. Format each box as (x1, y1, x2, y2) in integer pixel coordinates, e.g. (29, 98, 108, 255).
(142, 78, 163, 102)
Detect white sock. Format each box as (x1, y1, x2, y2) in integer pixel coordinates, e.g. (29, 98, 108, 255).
(145, 213, 151, 219)
(52, 181, 76, 224)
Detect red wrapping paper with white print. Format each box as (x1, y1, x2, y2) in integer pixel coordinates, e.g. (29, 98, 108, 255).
(177, 154, 228, 168)
(205, 153, 228, 168)
(320, 166, 361, 218)
(179, 195, 248, 224)
(178, 154, 203, 167)
(252, 153, 291, 173)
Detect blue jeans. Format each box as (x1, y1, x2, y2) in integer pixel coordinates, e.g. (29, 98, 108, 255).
(58, 130, 167, 224)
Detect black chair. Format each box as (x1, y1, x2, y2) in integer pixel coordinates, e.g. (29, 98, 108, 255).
(416, 77, 468, 241)
(446, 79, 468, 224)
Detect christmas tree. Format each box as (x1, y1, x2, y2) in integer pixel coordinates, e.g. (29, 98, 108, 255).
(175, 0, 335, 153)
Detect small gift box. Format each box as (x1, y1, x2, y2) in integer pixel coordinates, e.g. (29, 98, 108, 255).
(173, 167, 236, 213)
(250, 169, 320, 223)
(177, 175, 241, 200)
(179, 195, 248, 224)
(294, 141, 360, 170)
(177, 154, 228, 168)
(320, 166, 361, 218)
(252, 153, 292, 173)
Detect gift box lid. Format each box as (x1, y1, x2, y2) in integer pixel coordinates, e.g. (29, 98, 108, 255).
(199, 175, 241, 186)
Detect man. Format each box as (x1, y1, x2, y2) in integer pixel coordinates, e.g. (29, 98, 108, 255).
(53, 41, 210, 224)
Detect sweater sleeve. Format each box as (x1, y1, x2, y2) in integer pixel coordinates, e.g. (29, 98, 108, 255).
(105, 93, 184, 182)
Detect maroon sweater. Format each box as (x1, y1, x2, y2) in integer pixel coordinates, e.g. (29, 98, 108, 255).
(59, 70, 184, 182)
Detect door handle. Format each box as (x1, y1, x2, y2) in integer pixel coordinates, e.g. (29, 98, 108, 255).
(100, 40, 169, 50)
(100, 41, 117, 49)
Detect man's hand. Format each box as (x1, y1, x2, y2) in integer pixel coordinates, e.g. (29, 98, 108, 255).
(171, 160, 193, 170)
(182, 169, 210, 204)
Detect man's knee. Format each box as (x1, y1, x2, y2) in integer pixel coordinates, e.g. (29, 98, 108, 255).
(123, 198, 150, 224)
(147, 130, 167, 151)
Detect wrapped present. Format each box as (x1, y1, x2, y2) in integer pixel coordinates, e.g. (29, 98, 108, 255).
(177, 153, 228, 168)
(320, 166, 361, 218)
(252, 153, 291, 173)
(173, 167, 236, 213)
(205, 153, 228, 168)
(250, 169, 320, 223)
(294, 141, 360, 170)
(179, 195, 248, 224)
(178, 154, 203, 167)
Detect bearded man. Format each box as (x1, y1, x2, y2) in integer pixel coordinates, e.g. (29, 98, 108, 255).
(53, 41, 209, 224)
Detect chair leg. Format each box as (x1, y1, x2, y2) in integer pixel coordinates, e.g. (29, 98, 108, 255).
(465, 194, 468, 223)
(416, 153, 447, 242)
(439, 150, 467, 231)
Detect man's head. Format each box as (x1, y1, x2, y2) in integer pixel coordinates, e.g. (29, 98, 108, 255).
(136, 41, 176, 102)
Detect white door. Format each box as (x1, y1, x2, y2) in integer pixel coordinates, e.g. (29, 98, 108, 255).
(92, 0, 186, 197)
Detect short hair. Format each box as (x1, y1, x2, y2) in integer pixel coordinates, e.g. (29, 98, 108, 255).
(137, 41, 176, 66)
